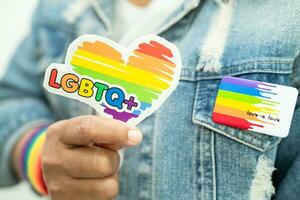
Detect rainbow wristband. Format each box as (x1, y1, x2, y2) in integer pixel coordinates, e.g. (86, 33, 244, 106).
(19, 125, 49, 196)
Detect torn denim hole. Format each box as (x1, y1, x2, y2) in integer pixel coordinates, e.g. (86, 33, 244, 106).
(197, 0, 234, 73)
(196, 55, 223, 73)
(249, 155, 275, 200)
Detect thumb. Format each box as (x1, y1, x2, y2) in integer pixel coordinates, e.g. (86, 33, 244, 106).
(60, 115, 143, 147)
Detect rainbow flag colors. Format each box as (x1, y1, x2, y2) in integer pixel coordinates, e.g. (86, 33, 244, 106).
(44, 35, 182, 126)
(212, 76, 298, 137)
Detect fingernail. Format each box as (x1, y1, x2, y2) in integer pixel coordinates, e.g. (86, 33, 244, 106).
(128, 129, 143, 145)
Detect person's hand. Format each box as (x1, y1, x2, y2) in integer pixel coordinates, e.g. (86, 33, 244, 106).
(42, 115, 142, 200)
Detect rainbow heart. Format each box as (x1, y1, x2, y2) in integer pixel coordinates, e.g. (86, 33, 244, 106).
(43, 35, 182, 126)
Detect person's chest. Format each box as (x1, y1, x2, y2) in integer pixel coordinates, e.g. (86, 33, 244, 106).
(36, 0, 300, 198)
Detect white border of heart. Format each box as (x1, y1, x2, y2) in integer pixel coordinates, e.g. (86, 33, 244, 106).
(43, 34, 182, 126)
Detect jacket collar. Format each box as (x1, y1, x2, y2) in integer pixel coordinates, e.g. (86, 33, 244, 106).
(156, 0, 201, 34)
(92, 0, 201, 35)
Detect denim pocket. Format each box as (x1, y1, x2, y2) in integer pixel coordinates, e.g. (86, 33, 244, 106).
(190, 61, 293, 152)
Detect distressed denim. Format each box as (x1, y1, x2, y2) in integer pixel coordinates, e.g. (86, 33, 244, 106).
(0, 0, 300, 199)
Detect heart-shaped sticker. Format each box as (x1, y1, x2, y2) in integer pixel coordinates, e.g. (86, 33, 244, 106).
(43, 35, 182, 126)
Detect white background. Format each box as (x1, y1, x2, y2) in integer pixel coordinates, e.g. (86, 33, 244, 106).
(0, 0, 36, 77)
(0, 1, 45, 199)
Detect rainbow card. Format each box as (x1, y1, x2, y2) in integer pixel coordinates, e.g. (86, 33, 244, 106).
(43, 35, 182, 126)
(212, 76, 298, 137)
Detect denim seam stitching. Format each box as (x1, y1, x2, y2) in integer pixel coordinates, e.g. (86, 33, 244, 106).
(151, 111, 161, 200)
(200, 128, 204, 199)
(192, 81, 202, 125)
(220, 59, 294, 68)
(192, 124, 197, 200)
(180, 69, 292, 81)
(192, 81, 201, 200)
(192, 119, 265, 152)
(198, 127, 215, 199)
(211, 133, 217, 200)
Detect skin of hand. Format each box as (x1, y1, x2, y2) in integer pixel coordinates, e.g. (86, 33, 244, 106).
(12, 115, 143, 200)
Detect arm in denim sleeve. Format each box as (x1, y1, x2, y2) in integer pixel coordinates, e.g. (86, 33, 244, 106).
(274, 53, 300, 199)
(0, 2, 72, 186)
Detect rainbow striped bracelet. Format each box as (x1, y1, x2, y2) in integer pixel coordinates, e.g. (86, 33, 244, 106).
(19, 125, 48, 195)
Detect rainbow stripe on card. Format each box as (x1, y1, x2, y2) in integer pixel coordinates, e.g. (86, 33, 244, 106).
(212, 76, 298, 137)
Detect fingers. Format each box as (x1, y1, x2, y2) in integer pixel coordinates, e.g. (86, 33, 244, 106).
(58, 115, 142, 147)
(48, 174, 119, 200)
(43, 116, 134, 200)
(96, 143, 125, 150)
(64, 146, 120, 179)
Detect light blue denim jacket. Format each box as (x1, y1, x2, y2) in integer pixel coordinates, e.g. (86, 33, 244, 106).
(1, 0, 300, 199)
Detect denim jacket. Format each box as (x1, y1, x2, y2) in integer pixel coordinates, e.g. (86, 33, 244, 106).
(1, 0, 300, 199)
